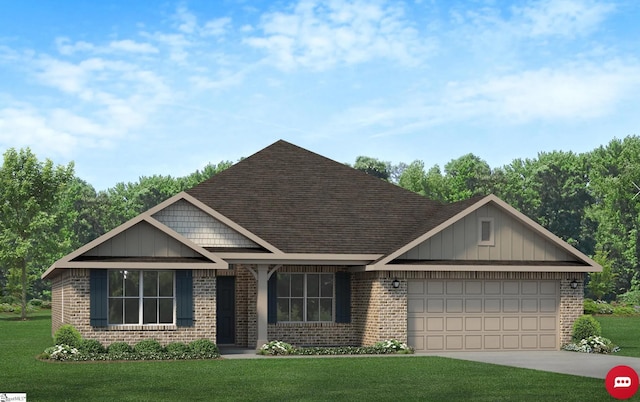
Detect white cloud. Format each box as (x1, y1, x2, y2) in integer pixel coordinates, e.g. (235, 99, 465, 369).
(323, 59, 640, 139)
(0, 107, 79, 157)
(446, 61, 640, 123)
(109, 39, 159, 54)
(513, 0, 616, 38)
(203, 17, 232, 37)
(245, 0, 430, 71)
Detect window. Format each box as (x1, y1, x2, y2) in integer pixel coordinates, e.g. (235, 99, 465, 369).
(478, 218, 494, 246)
(276, 273, 334, 322)
(108, 270, 175, 325)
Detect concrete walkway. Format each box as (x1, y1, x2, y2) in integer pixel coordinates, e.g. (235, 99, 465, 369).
(219, 347, 640, 379)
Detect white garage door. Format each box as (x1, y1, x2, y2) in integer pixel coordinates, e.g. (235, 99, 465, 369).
(408, 279, 559, 351)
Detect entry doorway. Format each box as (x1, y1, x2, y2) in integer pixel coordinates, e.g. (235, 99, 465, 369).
(216, 276, 235, 344)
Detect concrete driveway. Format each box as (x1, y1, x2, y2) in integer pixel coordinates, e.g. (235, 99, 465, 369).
(425, 351, 640, 379)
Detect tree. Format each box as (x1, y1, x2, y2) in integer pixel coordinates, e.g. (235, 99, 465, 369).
(443, 154, 492, 202)
(0, 148, 74, 319)
(586, 249, 617, 301)
(398, 160, 426, 195)
(586, 136, 640, 292)
(353, 156, 391, 181)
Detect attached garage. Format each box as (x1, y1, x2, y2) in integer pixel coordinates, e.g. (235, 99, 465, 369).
(407, 279, 559, 352)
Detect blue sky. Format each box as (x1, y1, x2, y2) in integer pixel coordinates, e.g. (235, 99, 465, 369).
(1, 0, 639, 190)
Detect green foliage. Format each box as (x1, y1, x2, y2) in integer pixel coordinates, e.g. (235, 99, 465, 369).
(572, 315, 602, 341)
(78, 339, 105, 355)
(53, 324, 82, 348)
(587, 250, 617, 300)
(165, 342, 192, 359)
(583, 299, 613, 315)
(108, 342, 133, 355)
(134, 339, 164, 358)
(0, 148, 75, 319)
(617, 290, 640, 306)
(353, 156, 391, 181)
(189, 339, 219, 359)
(563, 335, 618, 354)
(259, 340, 294, 355)
(259, 339, 414, 356)
(612, 306, 639, 316)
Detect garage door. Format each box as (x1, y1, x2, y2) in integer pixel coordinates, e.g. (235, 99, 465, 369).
(408, 279, 559, 351)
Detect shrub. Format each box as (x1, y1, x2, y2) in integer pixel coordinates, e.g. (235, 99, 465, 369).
(189, 339, 219, 358)
(583, 299, 613, 314)
(166, 342, 192, 359)
(40, 300, 52, 309)
(54, 324, 82, 348)
(613, 306, 638, 316)
(0, 303, 14, 313)
(572, 315, 602, 341)
(28, 298, 43, 307)
(617, 290, 640, 306)
(562, 336, 619, 354)
(44, 344, 79, 361)
(108, 342, 132, 355)
(78, 339, 105, 355)
(373, 339, 413, 354)
(259, 340, 294, 355)
(134, 339, 164, 358)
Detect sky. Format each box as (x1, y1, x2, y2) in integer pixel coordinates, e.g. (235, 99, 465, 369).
(1, 0, 639, 190)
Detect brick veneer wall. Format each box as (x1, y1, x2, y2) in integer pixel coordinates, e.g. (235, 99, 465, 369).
(51, 268, 217, 346)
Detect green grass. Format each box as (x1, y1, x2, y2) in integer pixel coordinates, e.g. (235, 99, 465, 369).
(0, 311, 618, 401)
(596, 315, 640, 357)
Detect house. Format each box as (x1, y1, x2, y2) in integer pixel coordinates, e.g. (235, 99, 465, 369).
(42, 140, 600, 352)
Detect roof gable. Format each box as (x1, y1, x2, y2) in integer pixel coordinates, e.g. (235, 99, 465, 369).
(370, 194, 601, 272)
(42, 212, 228, 279)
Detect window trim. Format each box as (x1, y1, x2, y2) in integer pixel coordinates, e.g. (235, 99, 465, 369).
(276, 273, 335, 323)
(107, 270, 176, 326)
(478, 217, 495, 246)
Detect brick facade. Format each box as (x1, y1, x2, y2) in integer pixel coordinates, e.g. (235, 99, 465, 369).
(51, 268, 218, 346)
(49, 266, 584, 350)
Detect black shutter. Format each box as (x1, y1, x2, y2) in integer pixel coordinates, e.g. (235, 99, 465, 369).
(90, 269, 108, 326)
(176, 270, 193, 327)
(335, 272, 351, 323)
(268, 273, 277, 324)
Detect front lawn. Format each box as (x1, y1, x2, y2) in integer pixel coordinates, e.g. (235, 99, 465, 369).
(596, 315, 640, 357)
(0, 311, 612, 401)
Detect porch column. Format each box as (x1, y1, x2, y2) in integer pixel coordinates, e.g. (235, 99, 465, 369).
(256, 264, 269, 349)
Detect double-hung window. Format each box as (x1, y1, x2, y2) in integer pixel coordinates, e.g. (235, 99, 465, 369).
(276, 273, 334, 322)
(108, 270, 175, 325)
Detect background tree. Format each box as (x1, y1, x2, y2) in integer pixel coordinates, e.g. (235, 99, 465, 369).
(353, 156, 391, 181)
(0, 148, 74, 319)
(586, 136, 640, 292)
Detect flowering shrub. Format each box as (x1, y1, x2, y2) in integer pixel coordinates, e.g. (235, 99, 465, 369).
(562, 336, 619, 354)
(373, 339, 413, 354)
(259, 339, 414, 356)
(259, 340, 294, 355)
(44, 344, 79, 361)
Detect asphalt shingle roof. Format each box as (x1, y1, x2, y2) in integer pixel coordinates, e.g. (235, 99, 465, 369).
(187, 140, 477, 255)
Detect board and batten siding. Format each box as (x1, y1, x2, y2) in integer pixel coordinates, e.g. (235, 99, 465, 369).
(82, 221, 200, 258)
(398, 203, 575, 262)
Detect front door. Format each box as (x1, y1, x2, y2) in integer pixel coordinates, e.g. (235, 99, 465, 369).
(216, 276, 235, 344)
